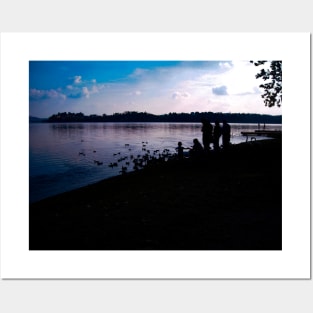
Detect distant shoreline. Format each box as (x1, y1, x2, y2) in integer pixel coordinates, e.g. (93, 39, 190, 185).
(30, 111, 282, 124)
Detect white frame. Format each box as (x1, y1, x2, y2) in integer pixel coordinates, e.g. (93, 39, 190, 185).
(0, 32, 310, 279)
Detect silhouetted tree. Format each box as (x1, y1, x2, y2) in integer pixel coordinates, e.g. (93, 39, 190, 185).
(46, 111, 282, 124)
(250, 60, 282, 108)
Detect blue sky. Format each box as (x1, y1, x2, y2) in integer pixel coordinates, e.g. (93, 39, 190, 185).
(29, 60, 282, 118)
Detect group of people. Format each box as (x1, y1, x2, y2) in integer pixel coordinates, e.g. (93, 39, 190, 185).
(202, 118, 231, 152)
(176, 118, 231, 160)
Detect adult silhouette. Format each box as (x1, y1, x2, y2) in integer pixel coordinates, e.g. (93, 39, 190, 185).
(189, 138, 204, 158)
(213, 121, 222, 151)
(222, 120, 231, 149)
(201, 118, 213, 153)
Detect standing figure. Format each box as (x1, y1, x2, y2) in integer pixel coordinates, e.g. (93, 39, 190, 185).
(222, 120, 231, 149)
(213, 121, 222, 151)
(201, 118, 213, 153)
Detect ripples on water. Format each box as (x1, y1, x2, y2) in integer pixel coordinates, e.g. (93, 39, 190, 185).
(29, 122, 281, 203)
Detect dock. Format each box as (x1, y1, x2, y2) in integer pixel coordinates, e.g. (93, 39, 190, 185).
(241, 130, 282, 141)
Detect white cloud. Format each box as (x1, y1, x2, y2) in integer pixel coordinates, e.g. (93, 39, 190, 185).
(214, 61, 260, 95)
(29, 88, 43, 99)
(91, 85, 99, 94)
(129, 68, 149, 78)
(219, 62, 232, 70)
(74, 75, 82, 84)
(172, 91, 191, 100)
(64, 79, 101, 99)
(29, 88, 66, 101)
(82, 87, 90, 98)
(128, 90, 142, 96)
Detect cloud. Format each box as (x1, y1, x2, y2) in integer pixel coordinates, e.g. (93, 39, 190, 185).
(212, 85, 228, 96)
(82, 87, 90, 98)
(29, 88, 44, 100)
(29, 88, 66, 101)
(50, 76, 101, 100)
(172, 91, 191, 100)
(172, 92, 180, 99)
(90, 85, 99, 94)
(66, 86, 84, 99)
(67, 85, 98, 99)
(128, 90, 142, 96)
(30, 61, 282, 117)
(129, 68, 149, 78)
(74, 75, 82, 84)
(219, 62, 232, 70)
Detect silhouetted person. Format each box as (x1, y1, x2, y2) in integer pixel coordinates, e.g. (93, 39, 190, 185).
(175, 141, 189, 160)
(213, 121, 222, 151)
(222, 120, 231, 149)
(189, 138, 204, 158)
(201, 118, 213, 152)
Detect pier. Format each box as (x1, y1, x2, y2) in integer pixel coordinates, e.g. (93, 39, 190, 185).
(241, 130, 282, 141)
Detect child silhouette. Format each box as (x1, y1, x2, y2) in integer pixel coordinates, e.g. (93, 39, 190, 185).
(176, 141, 189, 160)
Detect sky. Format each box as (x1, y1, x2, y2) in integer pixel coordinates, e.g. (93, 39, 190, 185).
(29, 60, 282, 118)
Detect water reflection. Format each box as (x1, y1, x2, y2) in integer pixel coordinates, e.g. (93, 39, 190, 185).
(29, 122, 281, 202)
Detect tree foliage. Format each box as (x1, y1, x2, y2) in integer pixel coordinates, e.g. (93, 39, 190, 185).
(46, 111, 282, 124)
(250, 60, 282, 108)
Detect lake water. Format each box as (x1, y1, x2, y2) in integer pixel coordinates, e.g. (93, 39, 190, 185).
(29, 122, 281, 203)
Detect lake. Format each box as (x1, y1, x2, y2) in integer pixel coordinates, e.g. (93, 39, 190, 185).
(29, 122, 281, 203)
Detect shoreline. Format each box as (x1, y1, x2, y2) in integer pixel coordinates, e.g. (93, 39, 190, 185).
(30, 138, 282, 250)
(29, 135, 279, 204)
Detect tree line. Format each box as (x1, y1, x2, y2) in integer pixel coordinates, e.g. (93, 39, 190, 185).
(46, 111, 282, 124)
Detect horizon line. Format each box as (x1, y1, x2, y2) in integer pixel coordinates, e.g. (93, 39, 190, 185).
(31, 110, 283, 119)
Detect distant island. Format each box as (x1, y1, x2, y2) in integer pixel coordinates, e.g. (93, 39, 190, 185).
(30, 111, 282, 124)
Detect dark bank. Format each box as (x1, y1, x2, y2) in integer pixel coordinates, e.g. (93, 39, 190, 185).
(29, 138, 282, 250)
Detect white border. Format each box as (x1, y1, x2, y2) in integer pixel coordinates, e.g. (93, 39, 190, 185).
(0, 33, 310, 279)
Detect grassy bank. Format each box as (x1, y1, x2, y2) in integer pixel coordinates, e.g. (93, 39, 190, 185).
(29, 139, 282, 250)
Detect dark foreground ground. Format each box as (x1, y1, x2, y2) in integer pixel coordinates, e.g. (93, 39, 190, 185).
(30, 139, 282, 250)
